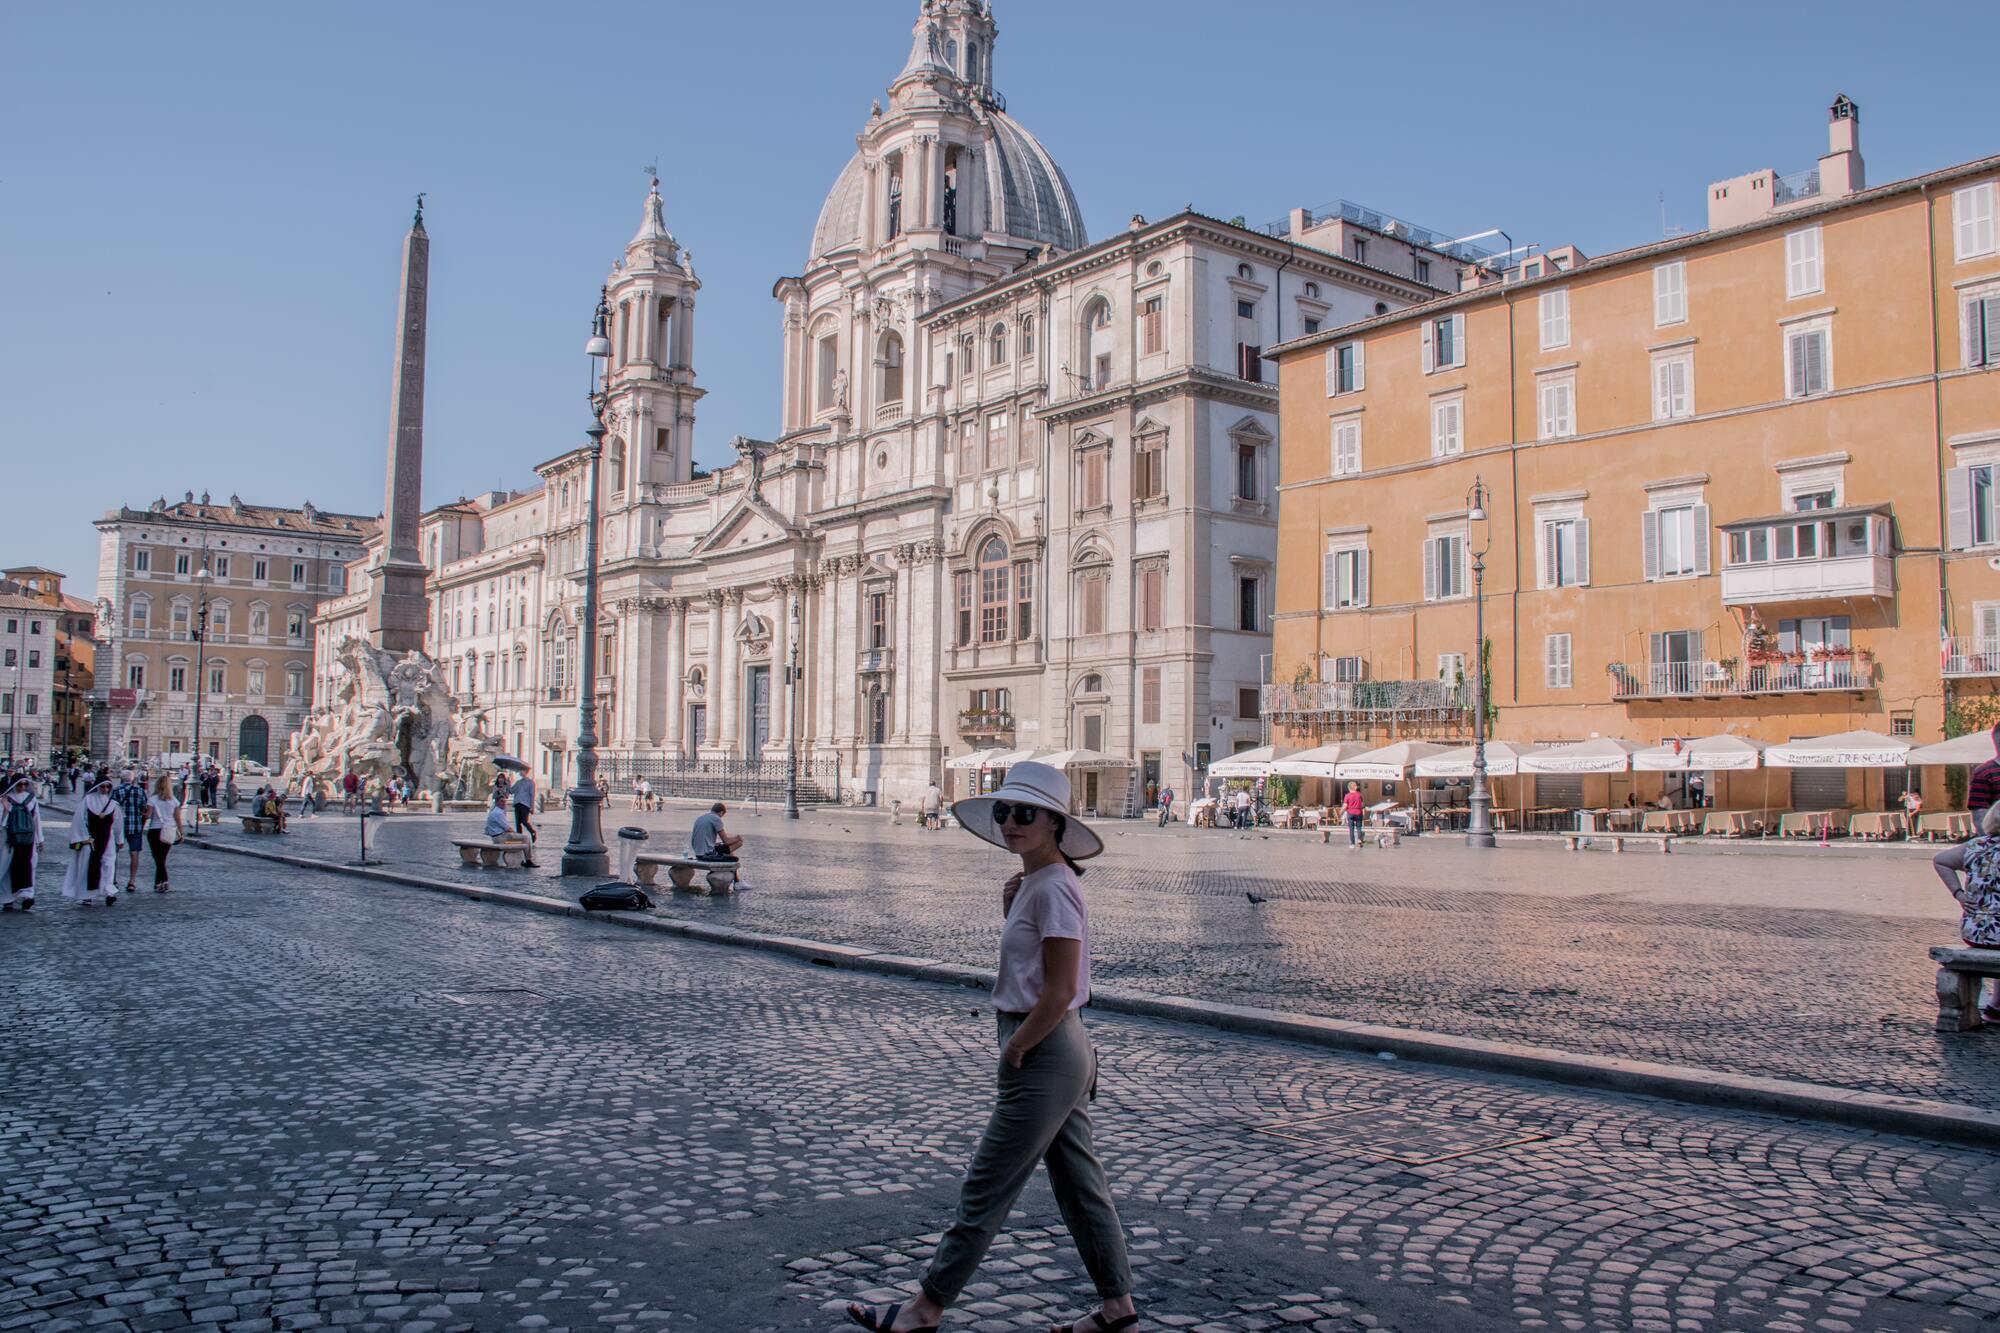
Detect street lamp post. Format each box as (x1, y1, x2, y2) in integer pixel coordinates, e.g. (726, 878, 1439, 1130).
(561, 288, 613, 878)
(1465, 475, 1496, 849)
(189, 563, 213, 803)
(785, 594, 801, 820)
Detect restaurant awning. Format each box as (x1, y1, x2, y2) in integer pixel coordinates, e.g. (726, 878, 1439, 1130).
(1207, 745, 1296, 778)
(1904, 733, 1999, 766)
(1521, 738, 1641, 774)
(1413, 740, 1545, 778)
(1763, 730, 1911, 768)
(1036, 748, 1137, 770)
(980, 748, 1043, 768)
(1631, 734, 1765, 772)
(1271, 742, 1370, 778)
(1335, 740, 1451, 781)
(943, 748, 1007, 770)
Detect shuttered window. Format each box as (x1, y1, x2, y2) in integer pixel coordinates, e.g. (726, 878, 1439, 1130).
(1786, 227, 1823, 298)
(1653, 352, 1693, 420)
(1786, 325, 1830, 398)
(1538, 290, 1570, 350)
(1946, 464, 2000, 550)
(1963, 290, 2000, 369)
(1138, 565, 1164, 632)
(1421, 313, 1465, 372)
(1141, 667, 1161, 724)
(1423, 534, 1467, 601)
(1538, 376, 1575, 440)
(1326, 340, 1366, 395)
(1955, 182, 1998, 262)
(1322, 547, 1369, 610)
(1431, 396, 1463, 457)
(1653, 261, 1687, 326)
(1538, 517, 1590, 588)
(1643, 504, 1710, 580)
(1331, 419, 1362, 477)
(1545, 634, 1573, 689)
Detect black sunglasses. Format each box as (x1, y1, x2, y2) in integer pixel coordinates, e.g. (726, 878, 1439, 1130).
(990, 801, 1044, 826)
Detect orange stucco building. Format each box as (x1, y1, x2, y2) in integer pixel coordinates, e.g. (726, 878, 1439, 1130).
(1263, 102, 2000, 813)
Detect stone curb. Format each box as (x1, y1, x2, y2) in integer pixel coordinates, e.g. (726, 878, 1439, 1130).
(183, 834, 2000, 1150)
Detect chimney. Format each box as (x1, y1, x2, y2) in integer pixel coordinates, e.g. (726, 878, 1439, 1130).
(1820, 94, 1865, 199)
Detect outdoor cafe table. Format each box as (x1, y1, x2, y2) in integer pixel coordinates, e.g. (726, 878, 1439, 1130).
(1849, 810, 1909, 841)
(1703, 809, 1770, 837)
(1641, 809, 1701, 834)
(1530, 807, 1573, 832)
(1779, 809, 1849, 838)
(1918, 811, 1976, 841)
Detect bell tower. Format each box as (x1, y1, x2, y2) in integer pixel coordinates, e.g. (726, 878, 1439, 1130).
(603, 177, 703, 494)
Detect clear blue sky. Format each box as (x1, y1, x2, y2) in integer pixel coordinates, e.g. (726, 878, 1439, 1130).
(4, 1, 1995, 596)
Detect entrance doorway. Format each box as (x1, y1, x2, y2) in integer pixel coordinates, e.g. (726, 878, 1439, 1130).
(747, 666, 771, 754)
(688, 705, 707, 751)
(238, 715, 268, 767)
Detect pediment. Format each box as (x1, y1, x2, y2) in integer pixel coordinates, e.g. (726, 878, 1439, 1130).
(1226, 415, 1273, 443)
(690, 494, 796, 556)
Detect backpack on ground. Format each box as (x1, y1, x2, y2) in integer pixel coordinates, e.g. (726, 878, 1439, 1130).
(578, 883, 653, 912)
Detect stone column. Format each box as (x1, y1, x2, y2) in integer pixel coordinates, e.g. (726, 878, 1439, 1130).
(664, 599, 685, 754)
(817, 563, 840, 749)
(893, 546, 914, 745)
(675, 298, 695, 375)
(628, 599, 655, 747)
(704, 592, 724, 754)
(716, 589, 741, 755)
(771, 580, 792, 746)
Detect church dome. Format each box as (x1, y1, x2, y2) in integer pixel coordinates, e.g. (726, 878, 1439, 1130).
(808, 110, 1085, 266)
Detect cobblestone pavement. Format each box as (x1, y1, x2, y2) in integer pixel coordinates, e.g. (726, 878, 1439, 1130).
(3, 846, 2000, 1331)
(193, 804, 2000, 1114)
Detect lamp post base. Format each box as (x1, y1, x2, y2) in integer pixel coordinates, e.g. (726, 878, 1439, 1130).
(560, 786, 610, 877)
(1465, 785, 1498, 848)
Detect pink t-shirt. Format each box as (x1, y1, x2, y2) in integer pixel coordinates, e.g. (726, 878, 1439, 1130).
(992, 864, 1090, 1013)
(1343, 791, 1365, 817)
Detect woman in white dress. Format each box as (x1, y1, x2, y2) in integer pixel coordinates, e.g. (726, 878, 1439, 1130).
(0, 775, 44, 911)
(62, 776, 128, 907)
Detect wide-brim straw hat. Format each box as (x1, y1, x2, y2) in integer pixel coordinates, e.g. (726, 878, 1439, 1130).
(952, 760, 1103, 861)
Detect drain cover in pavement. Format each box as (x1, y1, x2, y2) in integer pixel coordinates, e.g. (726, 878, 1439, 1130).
(437, 988, 551, 1006)
(1251, 1103, 1547, 1165)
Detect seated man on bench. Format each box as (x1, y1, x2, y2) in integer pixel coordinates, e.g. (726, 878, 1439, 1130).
(483, 789, 515, 841)
(690, 801, 747, 888)
(257, 786, 288, 833)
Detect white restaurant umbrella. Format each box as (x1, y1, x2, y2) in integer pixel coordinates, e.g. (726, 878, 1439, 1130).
(981, 748, 1043, 769)
(1520, 738, 1641, 774)
(1271, 743, 1369, 778)
(1631, 734, 1765, 772)
(1036, 748, 1137, 770)
(943, 748, 1007, 770)
(1764, 730, 1911, 768)
(1904, 733, 2000, 766)
(1413, 740, 1545, 778)
(1335, 740, 1450, 781)
(1207, 745, 1296, 778)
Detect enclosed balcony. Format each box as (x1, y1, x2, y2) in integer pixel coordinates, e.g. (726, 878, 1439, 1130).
(1719, 506, 1894, 607)
(958, 708, 1015, 743)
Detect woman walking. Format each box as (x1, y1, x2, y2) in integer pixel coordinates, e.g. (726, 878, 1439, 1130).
(847, 761, 1137, 1333)
(0, 775, 44, 912)
(62, 776, 127, 907)
(144, 774, 185, 894)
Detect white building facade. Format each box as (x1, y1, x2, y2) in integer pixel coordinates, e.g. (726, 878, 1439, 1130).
(307, 0, 1449, 811)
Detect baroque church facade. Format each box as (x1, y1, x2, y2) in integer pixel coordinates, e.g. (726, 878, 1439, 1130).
(315, 0, 1444, 812)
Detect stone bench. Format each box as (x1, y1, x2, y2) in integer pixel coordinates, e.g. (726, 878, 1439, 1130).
(241, 816, 279, 835)
(1558, 830, 1672, 854)
(452, 838, 529, 870)
(1929, 945, 2000, 1031)
(634, 854, 738, 894)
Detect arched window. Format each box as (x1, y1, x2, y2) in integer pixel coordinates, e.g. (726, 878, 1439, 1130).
(814, 321, 842, 412)
(990, 322, 1008, 366)
(880, 332, 904, 405)
(966, 39, 981, 82)
(1021, 316, 1035, 357)
(946, 38, 958, 68)
(1082, 298, 1113, 390)
(1081, 673, 1103, 694)
(608, 439, 626, 495)
(886, 154, 904, 240)
(978, 537, 1010, 644)
(1237, 263, 1256, 280)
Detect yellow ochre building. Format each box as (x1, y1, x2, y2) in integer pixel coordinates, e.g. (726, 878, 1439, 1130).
(1261, 98, 2000, 816)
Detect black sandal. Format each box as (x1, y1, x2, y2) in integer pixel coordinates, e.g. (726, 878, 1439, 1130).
(1054, 1313, 1140, 1333)
(847, 1302, 937, 1333)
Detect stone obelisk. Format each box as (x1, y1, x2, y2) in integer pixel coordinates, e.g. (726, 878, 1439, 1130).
(367, 198, 432, 654)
